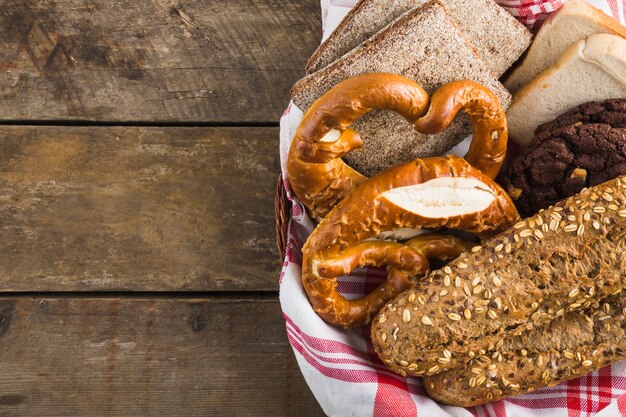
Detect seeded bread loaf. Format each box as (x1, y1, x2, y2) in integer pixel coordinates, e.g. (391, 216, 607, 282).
(370, 175, 626, 377)
(291, 1, 512, 176)
(306, 0, 532, 76)
(425, 291, 626, 406)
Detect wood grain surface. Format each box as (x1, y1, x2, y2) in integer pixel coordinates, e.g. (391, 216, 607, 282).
(0, 296, 323, 417)
(0, 126, 281, 291)
(0, 0, 320, 123)
(0, 0, 324, 413)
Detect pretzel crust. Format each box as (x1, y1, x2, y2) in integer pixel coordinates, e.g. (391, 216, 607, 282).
(287, 73, 429, 219)
(301, 156, 519, 328)
(405, 235, 474, 262)
(287, 74, 508, 219)
(414, 80, 508, 179)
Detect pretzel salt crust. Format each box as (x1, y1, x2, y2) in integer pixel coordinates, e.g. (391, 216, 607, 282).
(301, 156, 519, 328)
(287, 73, 508, 219)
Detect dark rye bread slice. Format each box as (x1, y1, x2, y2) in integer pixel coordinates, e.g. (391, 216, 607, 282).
(425, 291, 626, 406)
(306, 0, 532, 76)
(370, 175, 626, 377)
(291, 1, 512, 177)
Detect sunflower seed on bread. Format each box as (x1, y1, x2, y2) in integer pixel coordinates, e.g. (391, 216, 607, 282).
(370, 175, 626, 377)
(425, 291, 626, 406)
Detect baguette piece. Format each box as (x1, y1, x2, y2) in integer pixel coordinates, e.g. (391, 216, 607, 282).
(370, 175, 626, 377)
(306, 0, 532, 76)
(425, 291, 626, 406)
(292, 1, 512, 176)
(507, 33, 626, 145)
(505, 0, 626, 92)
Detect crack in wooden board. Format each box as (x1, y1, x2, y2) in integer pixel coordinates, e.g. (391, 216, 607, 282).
(0, 0, 321, 122)
(0, 125, 281, 291)
(0, 296, 323, 416)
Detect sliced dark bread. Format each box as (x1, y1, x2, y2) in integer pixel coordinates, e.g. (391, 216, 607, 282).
(291, 1, 512, 176)
(307, 0, 532, 76)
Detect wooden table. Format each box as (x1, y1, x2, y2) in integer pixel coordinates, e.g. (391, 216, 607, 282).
(0, 1, 325, 415)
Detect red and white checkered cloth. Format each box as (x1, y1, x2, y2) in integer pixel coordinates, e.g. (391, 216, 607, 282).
(278, 1, 626, 415)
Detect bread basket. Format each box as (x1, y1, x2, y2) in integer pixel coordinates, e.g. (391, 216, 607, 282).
(277, 1, 626, 415)
(275, 175, 290, 261)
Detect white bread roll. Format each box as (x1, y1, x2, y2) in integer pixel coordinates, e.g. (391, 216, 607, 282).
(507, 33, 626, 145)
(504, 0, 626, 93)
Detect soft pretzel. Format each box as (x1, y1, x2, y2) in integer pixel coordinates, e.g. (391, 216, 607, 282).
(287, 74, 508, 219)
(414, 81, 508, 179)
(405, 234, 474, 262)
(301, 156, 519, 328)
(287, 73, 429, 219)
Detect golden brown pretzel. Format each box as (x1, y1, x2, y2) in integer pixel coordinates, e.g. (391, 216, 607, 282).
(287, 74, 508, 219)
(288, 73, 429, 219)
(414, 80, 508, 179)
(301, 156, 519, 328)
(405, 235, 474, 262)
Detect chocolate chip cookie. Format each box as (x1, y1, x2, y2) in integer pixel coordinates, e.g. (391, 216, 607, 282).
(499, 99, 626, 216)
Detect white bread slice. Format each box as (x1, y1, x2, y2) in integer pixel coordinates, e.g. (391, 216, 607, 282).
(306, 0, 532, 76)
(292, 1, 511, 176)
(507, 33, 626, 145)
(504, 0, 626, 92)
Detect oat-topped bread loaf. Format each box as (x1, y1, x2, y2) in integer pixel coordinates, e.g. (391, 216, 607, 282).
(306, 0, 532, 76)
(425, 290, 626, 406)
(291, 0, 511, 176)
(370, 175, 626, 377)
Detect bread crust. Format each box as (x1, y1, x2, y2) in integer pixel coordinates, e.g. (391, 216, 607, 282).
(305, 0, 378, 73)
(306, 0, 531, 76)
(291, 1, 511, 176)
(425, 290, 626, 406)
(513, 34, 626, 105)
(505, 0, 626, 92)
(507, 34, 626, 144)
(371, 175, 626, 377)
(287, 73, 429, 219)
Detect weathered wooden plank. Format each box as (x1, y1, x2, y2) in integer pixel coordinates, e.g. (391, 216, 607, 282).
(0, 296, 323, 416)
(0, 0, 320, 122)
(0, 126, 281, 291)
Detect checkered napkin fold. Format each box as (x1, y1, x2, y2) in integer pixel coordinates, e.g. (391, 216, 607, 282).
(278, 1, 626, 416)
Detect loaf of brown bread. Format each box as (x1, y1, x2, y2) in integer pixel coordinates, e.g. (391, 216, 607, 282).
(292, 0, 511, 176)
(425, 291, 626, 406)
(370, 175, 626, 377)
(306, 0, 531, 76)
